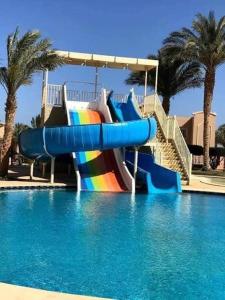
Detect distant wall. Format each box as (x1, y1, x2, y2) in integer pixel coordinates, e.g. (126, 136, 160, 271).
(42, 105, 67, 126)
(192, 112, 216, 147)
(177, 112, 216, 148)
(177, 117, 193, 145)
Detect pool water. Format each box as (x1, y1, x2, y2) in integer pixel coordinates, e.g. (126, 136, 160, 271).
(0, 190, 225, 299)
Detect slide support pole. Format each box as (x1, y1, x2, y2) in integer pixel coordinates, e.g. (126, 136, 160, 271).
(144, 70, 148, 97)
(133, 147, 139, 190)
(154, 65, 158, 94)
(50, 157, 55, 184)
(30, 161, 34, 181)
(94, 67, 99, 99)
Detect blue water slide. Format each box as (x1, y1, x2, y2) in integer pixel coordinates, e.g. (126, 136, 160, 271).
(107, 91, 182, 193)
(126, 151, 182, 193)
(107, 91, 141, 122)
(19, 118, 156, 160)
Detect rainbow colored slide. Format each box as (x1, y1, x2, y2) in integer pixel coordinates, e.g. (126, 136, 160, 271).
(69, 110, 127, 192)
(64, 89, 156, 192)
(19, 90, 157, 192)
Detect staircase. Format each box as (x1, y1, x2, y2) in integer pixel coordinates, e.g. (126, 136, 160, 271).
(143, 94, 192, 183)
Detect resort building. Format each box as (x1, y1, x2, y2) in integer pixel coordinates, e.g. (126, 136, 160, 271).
(176, 112, 218, 166)
(176, 111, 216, 147)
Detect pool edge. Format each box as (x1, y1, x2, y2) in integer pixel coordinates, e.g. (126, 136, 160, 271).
(0, 282, 113, 300)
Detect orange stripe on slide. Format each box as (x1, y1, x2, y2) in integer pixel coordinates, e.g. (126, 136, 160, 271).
(77, 109, 127, 192)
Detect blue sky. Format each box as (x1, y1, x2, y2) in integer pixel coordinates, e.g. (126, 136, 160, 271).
(0, 0, 225, 126)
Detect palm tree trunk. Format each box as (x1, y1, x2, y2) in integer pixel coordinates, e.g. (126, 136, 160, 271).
(0, 94, 17, 177)
(162, 96, 171, 115)
(203, 68, 215, 171)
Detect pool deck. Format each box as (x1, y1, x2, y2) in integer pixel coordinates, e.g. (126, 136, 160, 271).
(0, 283, 111, 300)
(183, 175, 225, 194)
(0, 165, 224, 194)
(0, 165, 76, 189)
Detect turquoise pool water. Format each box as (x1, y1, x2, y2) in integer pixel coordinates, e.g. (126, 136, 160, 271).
(0, 190, 225, 299)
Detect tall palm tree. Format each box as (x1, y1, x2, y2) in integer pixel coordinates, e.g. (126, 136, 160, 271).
(126, 51, 202, 114)
(163, 11, 225, 170)
(0, 28, 64, 176)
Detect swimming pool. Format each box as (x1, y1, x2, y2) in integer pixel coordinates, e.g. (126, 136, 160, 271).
(0, 190, 225, 299)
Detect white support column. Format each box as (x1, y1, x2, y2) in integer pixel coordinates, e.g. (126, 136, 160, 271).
(41, 69, 49, 126)
(41, 70, 48, 106)
(94, 67, 99, 99)
(144, 70, 148, 97)
(154, 65, 158, 94)
(30, 161, 34, 181)
(133, 147, 139, 191)
(188, 154, 192, 185)
(50, 157, 55, 184)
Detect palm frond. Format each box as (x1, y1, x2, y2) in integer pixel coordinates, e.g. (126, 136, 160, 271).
(126, 51, 203, 102)
(2, 27, 64, 93)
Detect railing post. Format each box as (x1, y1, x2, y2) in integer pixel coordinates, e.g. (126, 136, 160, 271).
(63, 84, 67, 104)
(143, 96, 146, 115)
(154, 94, 157, 112)
(188, 154, 192, 185)
(144, 70, 148, 97)
(166, 116, 169, 142)
(173, 116, 176, 140)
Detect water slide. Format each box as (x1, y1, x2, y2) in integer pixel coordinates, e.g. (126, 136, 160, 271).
(19, 90, 157, 192)
(107, 91, 182, 193)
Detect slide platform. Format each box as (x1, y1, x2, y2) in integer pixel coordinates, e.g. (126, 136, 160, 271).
(107, 91, 182, 193)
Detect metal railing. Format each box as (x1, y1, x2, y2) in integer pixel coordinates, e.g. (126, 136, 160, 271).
(46, 84, 144, 106)
(67, 89, 99, 102)
(144, 94, 192, 181)
(167, 116, 192, 179)
(144, 95, 168, 137)
(47, 84, 63, 106)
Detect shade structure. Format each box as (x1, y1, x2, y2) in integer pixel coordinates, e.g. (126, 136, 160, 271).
(55, 51, 158, 71)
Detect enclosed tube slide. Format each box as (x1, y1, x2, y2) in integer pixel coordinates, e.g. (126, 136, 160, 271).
(107, 90, 182, 193)
(64, 89, 156, 192)
(20, 90, 156, 192)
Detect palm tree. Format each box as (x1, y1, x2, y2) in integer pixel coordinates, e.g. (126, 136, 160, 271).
(163, 11, 225, 170)
(31, 114, 41, 128)
(12, 123, 30, 154)
(13, 123, 30, 144)
(216, 124, 225, 147)
(0, 28, 64, 176)
(126, 51, 202, 115)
